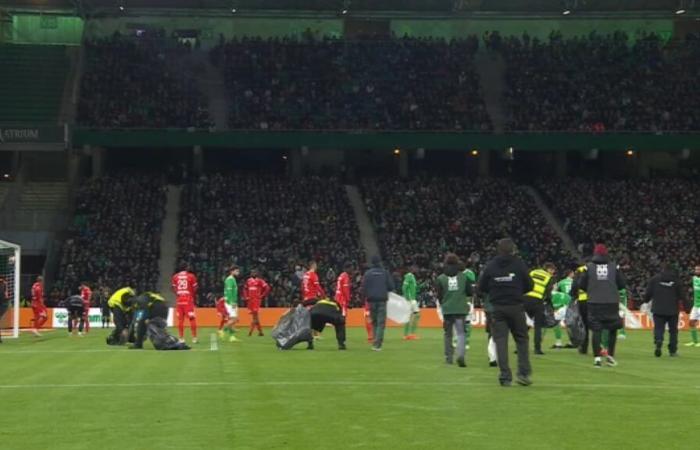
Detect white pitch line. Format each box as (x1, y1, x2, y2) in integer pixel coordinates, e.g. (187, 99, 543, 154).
(0, 381, 696, 390)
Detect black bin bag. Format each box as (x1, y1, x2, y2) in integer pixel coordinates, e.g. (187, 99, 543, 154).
(564, 301, 586, 347)
(272, 305, 312, 350)
(148, 317, 190, 350)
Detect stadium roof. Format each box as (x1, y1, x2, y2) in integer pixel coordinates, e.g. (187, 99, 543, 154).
(0, 0, 688, 13)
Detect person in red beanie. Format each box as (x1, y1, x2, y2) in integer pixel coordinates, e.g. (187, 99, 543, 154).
(572, 243, 627, 368)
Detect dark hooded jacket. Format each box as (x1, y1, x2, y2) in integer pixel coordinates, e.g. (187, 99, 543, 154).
(361, 256, 395, 303)
(642, 269, 687, 316)
(477, 255, 533, 306)
(573, 254, 626, 305)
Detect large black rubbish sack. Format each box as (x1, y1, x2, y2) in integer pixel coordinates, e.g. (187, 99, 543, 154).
(272, 305, 312, 350)
(148, 317, 190, 350)
(543, 303, 558, 328)
(564, 301, 586, 347)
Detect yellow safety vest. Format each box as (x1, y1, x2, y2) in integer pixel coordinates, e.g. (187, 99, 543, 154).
(108, 287, 135, 311)
(575, 266, 588, 302)
(316, 298, 340, 310)
(525, 269, 552, 300)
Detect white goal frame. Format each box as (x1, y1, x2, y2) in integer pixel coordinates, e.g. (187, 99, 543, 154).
(0, 239, 21, 339)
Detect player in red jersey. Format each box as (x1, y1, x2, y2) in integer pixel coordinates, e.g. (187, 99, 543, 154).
(31, 276, 47, 336)
(302, 261, 326, 307)
(79, 282, 92, 333)
(171, 263, 199, 344)
(215, 296, 229, 332)
(243, 269, 270, 337)
(334, 262, 353, 317)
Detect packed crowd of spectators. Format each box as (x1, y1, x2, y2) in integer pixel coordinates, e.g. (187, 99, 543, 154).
(361, 177, 573, 305)
(496, 31, 700, 131)
(54, 174, 166, 303)
(78, 32, 211, 128)
(211, 35, 491, 131)
(178, 173, 364, 306)
(537, 178, 700, 300)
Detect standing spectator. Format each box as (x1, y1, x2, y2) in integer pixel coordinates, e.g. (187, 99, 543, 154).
(361, 255, 395, 352)
(573, 244, 626, 368)
(436, 254, 472, 368)
(478, 239, 534, 387)
(640, 263, 686, 357)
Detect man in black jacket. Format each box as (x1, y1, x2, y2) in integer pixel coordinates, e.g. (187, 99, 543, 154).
(640, 263, 687, 357)
(361, 255, 395, 351)
(572, 244, 626, 368)
(477, 239, 534, 387)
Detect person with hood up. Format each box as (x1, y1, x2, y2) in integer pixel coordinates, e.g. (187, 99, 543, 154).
(571, 244, 626, 368)
(436, 253, 473, 367)
(477, 238, 534, 387)
(640, 263, 687, 357)
(361, 255, 395, 351)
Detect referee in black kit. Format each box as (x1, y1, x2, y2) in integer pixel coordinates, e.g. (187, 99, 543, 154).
(477, 239, 534, 387)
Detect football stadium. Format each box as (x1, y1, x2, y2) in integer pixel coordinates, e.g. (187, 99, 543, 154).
(1, 0, 700, 448)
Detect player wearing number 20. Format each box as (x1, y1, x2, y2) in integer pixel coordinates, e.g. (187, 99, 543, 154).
(172, 264, 199, 344)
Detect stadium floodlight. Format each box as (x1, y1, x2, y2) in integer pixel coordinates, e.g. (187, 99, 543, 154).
(562, 10, 571, 15)
(676, 9, 686, 14)
(231, 8, 237, 13)
(342, 9, 348, 14)
(0, 239, 21, 339)
(119, 5, 124, 12)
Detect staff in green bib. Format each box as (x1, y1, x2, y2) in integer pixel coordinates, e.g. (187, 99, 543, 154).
(685, 265, 700, 347)
(436, 253, 473, 368)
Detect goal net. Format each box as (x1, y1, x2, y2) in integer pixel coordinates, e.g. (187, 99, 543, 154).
(0, 240, 20, 339)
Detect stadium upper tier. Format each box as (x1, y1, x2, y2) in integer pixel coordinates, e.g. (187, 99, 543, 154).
(70, 32, 700, 132)
(0, 45, 67, 123)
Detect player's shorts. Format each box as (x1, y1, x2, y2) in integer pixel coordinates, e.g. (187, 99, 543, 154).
(225, 304, 238, 319)
(409, 299, 420, 314)
(176, 303, 196, 318)
(554, 306, 567, 322)
(32, 305, 47, 317)
(689, 307, 700, 321)
(247, 300, 261, 313)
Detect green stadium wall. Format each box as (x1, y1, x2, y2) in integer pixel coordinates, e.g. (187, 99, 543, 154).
(9, 14, 83, 45)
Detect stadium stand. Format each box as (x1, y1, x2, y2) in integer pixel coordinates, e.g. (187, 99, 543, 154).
(178, 173, 364, 306)
(536, 178, 700, 301)
(361, 177, 574, 302)
(497, 31, 700, 131)
(77, 32, 211, 128)
(0, 44, 68, 123)
(211, 36, 491, 131)
(53, 174, 166, 303)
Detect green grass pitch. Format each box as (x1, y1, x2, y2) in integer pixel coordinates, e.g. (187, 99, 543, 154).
(1, 327, 698, 449)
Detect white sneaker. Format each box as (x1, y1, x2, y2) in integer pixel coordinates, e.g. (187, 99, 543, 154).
(192, 338, 198, 344)
(178, 338, 185, 344)
(594, 357, 602, 368)
(605, 355, 618, 367)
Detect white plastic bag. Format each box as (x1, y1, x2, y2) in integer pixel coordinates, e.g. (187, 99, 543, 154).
(387, 292, 412, 324)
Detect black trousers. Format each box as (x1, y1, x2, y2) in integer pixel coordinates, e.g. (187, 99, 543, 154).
(578, 301, 590, 353)
(491, 303, 531, 383)
(310, 304, 346, 346)
(653, 314, 679, 354)
(108, 307, 129, 345)
(524, 300, 545, 352)
(589, 303, 622, 357)
(67, 306, 85, 333)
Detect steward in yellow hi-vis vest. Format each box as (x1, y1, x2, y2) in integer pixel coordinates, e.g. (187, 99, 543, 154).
(106, 287, 135, 346)
(524, 263, 556, 354)
(308, 298, 347, 350)
(575, 266, 589, 302)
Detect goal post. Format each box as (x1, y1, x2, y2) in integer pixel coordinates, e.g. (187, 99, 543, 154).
(0, 239, 21, 339)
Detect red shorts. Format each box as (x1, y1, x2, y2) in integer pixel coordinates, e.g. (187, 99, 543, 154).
(32, 304, 47, 317)
(176, 303, 196, 319)
(247, 300, 261, 314)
